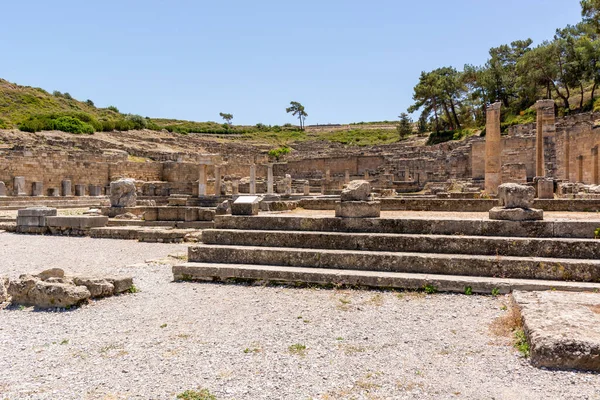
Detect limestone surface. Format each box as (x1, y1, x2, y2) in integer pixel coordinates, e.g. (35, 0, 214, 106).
(514, 290, 600, 371)
(110, 178, 137, 207)
(335, 201, 381, 218)
(497, 183, 535, 209)
(8, 275, 91, 309)
(488, 206, 543, 221)
(340, 180, 371, 202)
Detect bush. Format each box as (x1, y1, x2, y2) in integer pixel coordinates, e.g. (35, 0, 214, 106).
(107, 105, 119, 113)
(51, 116, 94, 134)
(63, 92, 73, 100)
(0, 118, 8, 129)
(52, 91, 62, 97)
(267, 146, 291, 160)
(85, 99, 95, 107)
(125, 114, 147, 129)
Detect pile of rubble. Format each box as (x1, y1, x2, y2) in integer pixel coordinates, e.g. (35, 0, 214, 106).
(0, 268, 133, 309)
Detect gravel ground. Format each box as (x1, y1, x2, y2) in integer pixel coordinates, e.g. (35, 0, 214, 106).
(1, 233, 599, 400)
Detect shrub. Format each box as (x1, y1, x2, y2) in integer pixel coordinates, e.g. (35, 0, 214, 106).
(51, 116, 94, 134)
(0, 118, 8, 129)
(594, 98, 600, 113)
(125, 114, 147, 129)
(63, 92, 73, 100)
(52, 90, 63, 97)
(107, 105, 119, 113)
(85, 99, 95, 107)
(268, 146, 291, 160)
(177, 389, 216, 400)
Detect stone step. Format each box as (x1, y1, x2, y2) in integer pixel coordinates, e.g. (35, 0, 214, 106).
(188, 244, 600, 282)
(213, 215, 600, 239)
(201, 229, 600, 260)
(90, 227, 200, 243)
(172, 263, 600, 294)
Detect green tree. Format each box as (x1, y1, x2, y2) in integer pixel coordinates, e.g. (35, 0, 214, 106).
(582, 0, 600, 33)
(219, 112, 233, 125)
(397, 113, 413, 139)
(85, 99, 95, 107)
(286, 101, 307, 130)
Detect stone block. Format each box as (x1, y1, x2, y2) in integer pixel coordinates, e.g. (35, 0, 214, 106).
(537, 178, 554, 199)
(341, 180, 371, 201)
(498, 183, 535, 209)
(45, 216, 109, 229)
(335, 201, 381, 218)
(47, 188, 59, 197)
(143, 207, 159, 221)
(32, 182, 43, 196)
(488, 207, 543, 221)
(0, 181, 6, 197)
(157, 207, 184, 221)
(18, 207, 58, 217)
(110, 178, 137, 207)
(16, 216, 46, 227)
(184, 207, 198, 222)
(75, 184, 86, 196)
(232, 196, 260, 216)
(13, 176, 26, 196)
(168, 197, 188, 206)
(62, 180, 72, 196)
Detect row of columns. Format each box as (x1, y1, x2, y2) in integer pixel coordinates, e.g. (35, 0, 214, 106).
(485, 99, 557, 194)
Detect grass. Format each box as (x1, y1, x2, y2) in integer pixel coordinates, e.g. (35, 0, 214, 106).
(489, 297, 530, 358)
(127, 285, 140, 294)
(288, 343, 307, 356)
(177, 389, 216, 400)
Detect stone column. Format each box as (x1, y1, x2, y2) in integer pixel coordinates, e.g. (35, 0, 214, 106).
(75, 184, 86, 196)
(484, 102, 502, 195)
(535, 99, 556, 178)
(284, 174, 292, 195)
(249, 164, 256, 194)
(32, 182, 43, 196)
(344, 169, 350, 184)
(564, 132, 571, 181)
(214, 165, 221, 196)
(0, 182, 6, 197)
(364, 170, 369, 180)
(198, 164, 207, 196)
(266, 164, 274, 194)
(577, 155, 584, 183)
(593, 146, 599, 185)
(325, 168, 331, 182)
(232, 179, 239, 195)
(303, 182, 310, 196)
(13, 176, 26, 196)
(61, 180, 72, 196)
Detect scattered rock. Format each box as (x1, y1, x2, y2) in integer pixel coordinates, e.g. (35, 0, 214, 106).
(0, 277, 8, 303)
(73, 277, 114, 298)
(110, 178, 137, 207)
(35, 268, 65, 281)
(106, 276, 134, 294)
(497, 183, 535, 209)
(340, 180, 371, 202)
(115, 212, 140, 220)
(216, 200, 232, 215)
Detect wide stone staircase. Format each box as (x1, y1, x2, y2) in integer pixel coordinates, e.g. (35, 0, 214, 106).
(173, 215, 600, 293)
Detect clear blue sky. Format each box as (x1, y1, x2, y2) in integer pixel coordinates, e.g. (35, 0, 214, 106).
(1, 0, 584, 125)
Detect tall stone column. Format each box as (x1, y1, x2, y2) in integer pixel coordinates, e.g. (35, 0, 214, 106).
(593, 146, 599, 185)
(61, 180, 72, 197)
(214, 165, 221, 196)
(249, 164, 256, 194)
(535, 99, 556, 178)
(564, 132, 571, 181)
(198, 164, 207, 196)
(577, 155, 584, 182)
(485, 102, 502, 195)
(266, 164, 274, 194)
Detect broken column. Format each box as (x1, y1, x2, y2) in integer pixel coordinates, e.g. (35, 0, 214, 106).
(61, 180, 72, 196)
(249, 164, 256, 194)
(198, 163, 207, 196)
(13, 177, 26, 196)
(484, 102, 502, 195)
(593, 146, 599, 185)
(214, 165, 222, 197)
(325, 168, 331, 182)
(489, 183, 543, 221)
(344, 169, 350, 184)
(535, 99, 556, 178)
(335, 180, 381, 218)
(536, 177, 554, 199)
(232, 179, 239, 195)
(110, 178, 137, 207)
(0, 181, 6, 197)
(75, 184, 86, 196)
(32, 182, 43, 197)
(232, 195, 260, 216)
(284, 174, 292, 195)
(266, 164, 274, 194)
(88, 185, 101, 197)
(303, 182, 310, 196)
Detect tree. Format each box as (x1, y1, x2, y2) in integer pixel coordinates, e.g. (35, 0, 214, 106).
(286, 101, 307, 130)
(85, 99, 95, 107)
(219, 112, 233, 125)
(397, 113, 413, 139)
(582, 0, 600, 33)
